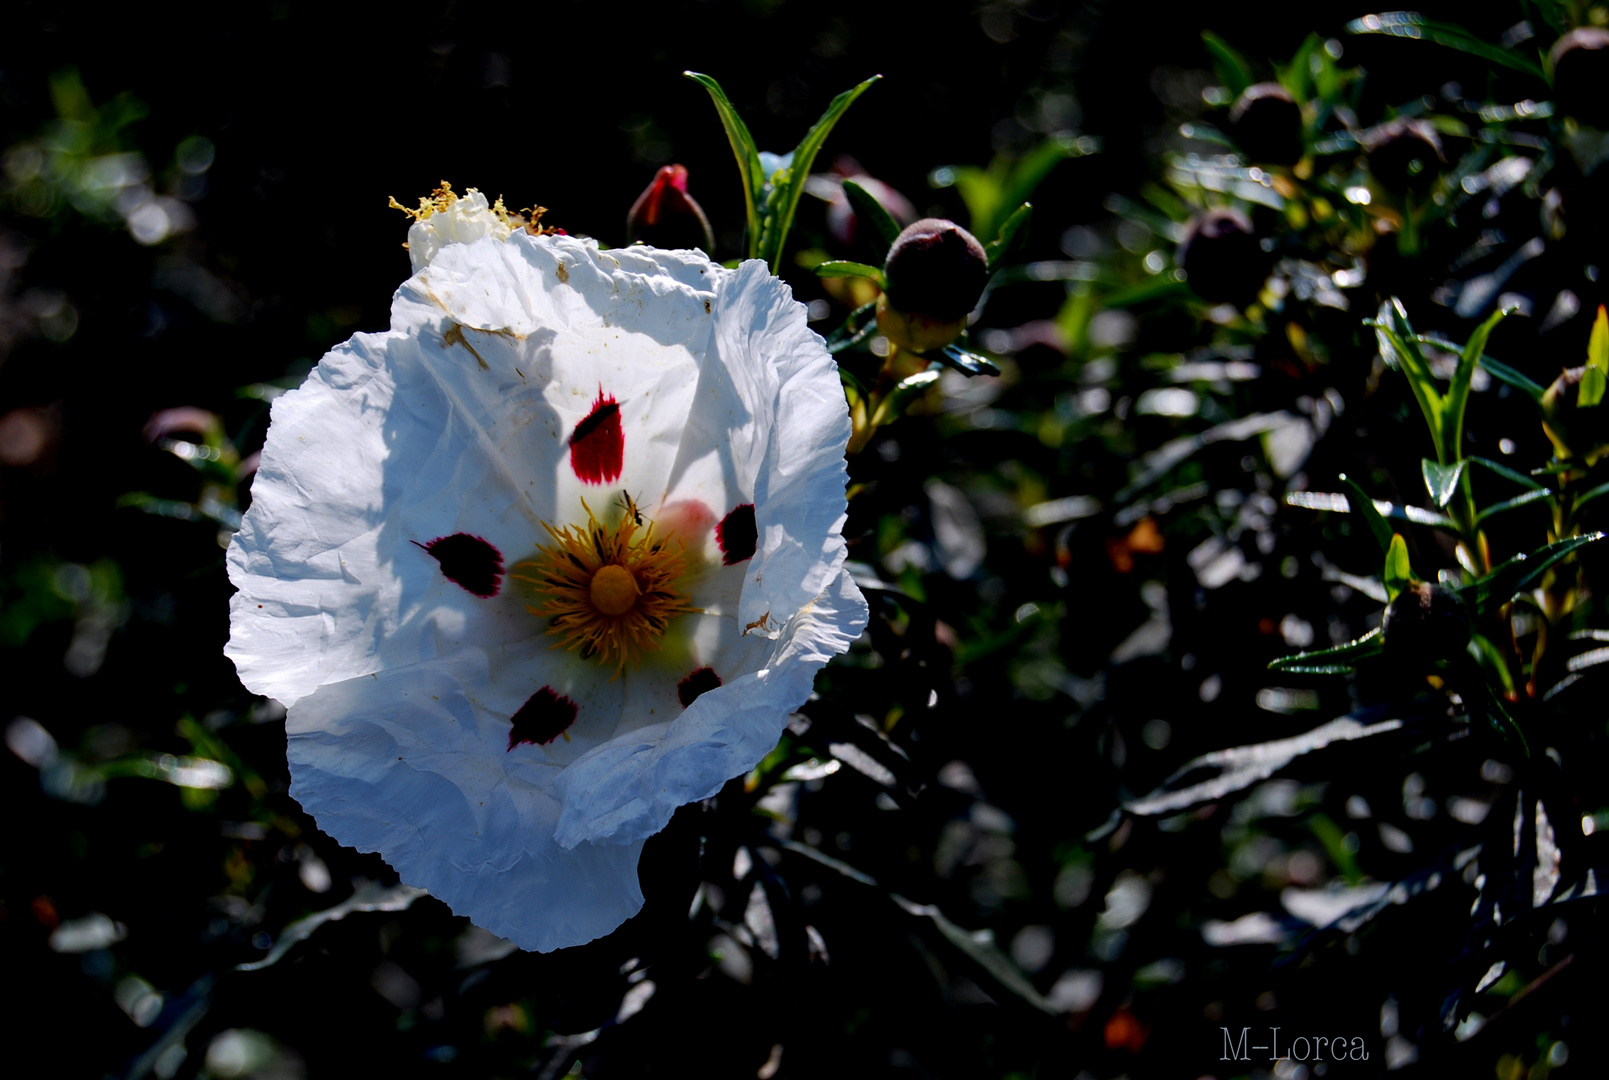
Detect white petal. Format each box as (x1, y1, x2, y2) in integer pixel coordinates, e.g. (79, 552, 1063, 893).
(286, 656, 644, 952)
(552, 567, 869, 847)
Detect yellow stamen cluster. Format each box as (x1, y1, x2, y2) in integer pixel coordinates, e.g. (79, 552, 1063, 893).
(387, 181, 560, 236)
(514, 498, 695, 676)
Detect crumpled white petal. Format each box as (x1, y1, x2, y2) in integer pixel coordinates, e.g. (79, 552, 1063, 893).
(404, 188, 518, 274)
(226, 232, 866, 950)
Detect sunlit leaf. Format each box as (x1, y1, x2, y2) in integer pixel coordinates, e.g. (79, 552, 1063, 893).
(1339, 473, 1394, 554)
(840, 179, 902, 255)
(1384, 533, 1415, 601)
(1125, 714, 1405, 817)
(1460, 532, 1606, 614)
(1268, 626, 1384, 674)
(937, 344, 1001, 377)
(1201, 30, 1255, 97)
(236, 881, 429, 972)
(815, 260, 887, 286)
(1444, 305, 1511, 461)
(1344, 12, 1545, 80)
(1422, 458, 1466, 508)
(869, 367, 942, 428)
(1475, 488, 1554, 524)
(756, 75, 881, 270)
(684, 72, 764, 258)
(984, 202, 1033, 273)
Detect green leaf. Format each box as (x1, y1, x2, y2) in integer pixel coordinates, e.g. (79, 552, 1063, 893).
(754, 74, 881, 270)
(1384, 533, 1415, 601)
(1582, 305, 1609, 408)
(937, 344, 1001, 378)
(1344, 12, 1546, 80)
(1268, 626, 1385, 673)
(1201, 31, 1255, 97)
(1444, 305, 1511, 463)
(984, 202, 1033, 273)
(870, 366, 942, 428)
(1422, 458, 1466, 507)
(1582, 366, 1608, 410)
(1339, 473, 1394, 554)
(1466, 456, 1546, 491)
(1475, 488, 1554, 524)
(684, 72, 764, 260)
(815, 260, 887, 287)
(1460, 532, 1606, 614)
(840, 179, 901, 256)
(1368, 299, 1443, 456)
(950, 138, 1081, 245)
(824, 298, 879, 355)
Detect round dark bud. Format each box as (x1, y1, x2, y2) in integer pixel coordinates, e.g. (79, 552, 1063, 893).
(627, 165, 715, 253)
(882, 218, 990, 321)
(1381, 582, 1470, 665)
(1228, 82, 1304, 166)
(1551, 28, 1609, 129)
(1176, 207, 1271, 306)
(1363, 119, 1445, 195)
(1541, 365, 1609, 457)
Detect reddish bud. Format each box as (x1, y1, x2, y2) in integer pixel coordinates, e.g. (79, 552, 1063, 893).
(1176, 207, 1271, 306)
(1227, 82, 1304, 166)
(1363, 119, 1445, 195)
(882, 218, 989, 321)
(1551, 28, 1609, 129)
(627, 165, 715, 253)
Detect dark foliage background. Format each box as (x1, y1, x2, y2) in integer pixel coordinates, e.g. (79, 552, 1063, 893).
(4, 2, 1603, 1078)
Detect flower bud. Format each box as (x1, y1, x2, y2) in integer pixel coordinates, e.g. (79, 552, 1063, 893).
(1363, 119, 1445, 195)
(1227, 82, 1304, 166)
(876, 218, 989, 352)
(627, 164, 715, 253)
(1541, 365, 1609, 458)
(1381, 581, 1470, 665)
(1550, 28, 1609, 129)
(1176, 207, 1271, 306)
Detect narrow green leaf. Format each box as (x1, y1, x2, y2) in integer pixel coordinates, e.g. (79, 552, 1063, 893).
(1583, 305, 1609, 408)
(815, 260, 887, 286)
(1201, 30, 1255, 97)
(685, 72, 764, 259)
(1384, 533, 1415, 601)
(840, 179, 901, 255)
(869, 366, 942, 428)
(756, 74, 881, 270)
(984, 202, 1033, 273)
(1422, 458, 1466, 508)
(938, 344, 1001, 378)
(1344, 12, 1545, 79)
(1269, 626, 1385, 673)
(1370, 300, 1442, 455)
(1476, 488, 1554, 524)
(1581, 366, 1607, 409)
(1339, 473, 1394, 554)
(1445, 306, 1512, 462)
(825, 298, 879, 355)
(1569, 480, 1609, 513)
(1460, 532, 1606, 614)
(1466, 456, 1546, 491)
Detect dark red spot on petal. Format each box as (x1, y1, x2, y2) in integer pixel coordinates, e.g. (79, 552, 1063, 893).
(413, 533, 503, 597)
(508, 686, 578, 749)
(715, 503, 757, 565)
(569, 389, 624, 485)
(678, 666, 722, 708)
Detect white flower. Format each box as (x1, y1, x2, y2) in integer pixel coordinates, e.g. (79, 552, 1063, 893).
(225, 232, 867, 951)
(394, 183, 520, 274)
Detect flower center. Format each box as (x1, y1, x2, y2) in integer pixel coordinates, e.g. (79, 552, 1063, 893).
(514, 496, 696, 675)
(589, 564, 639, 615)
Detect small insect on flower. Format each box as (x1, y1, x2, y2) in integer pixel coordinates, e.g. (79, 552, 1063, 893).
(225, 218, 866, 952)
